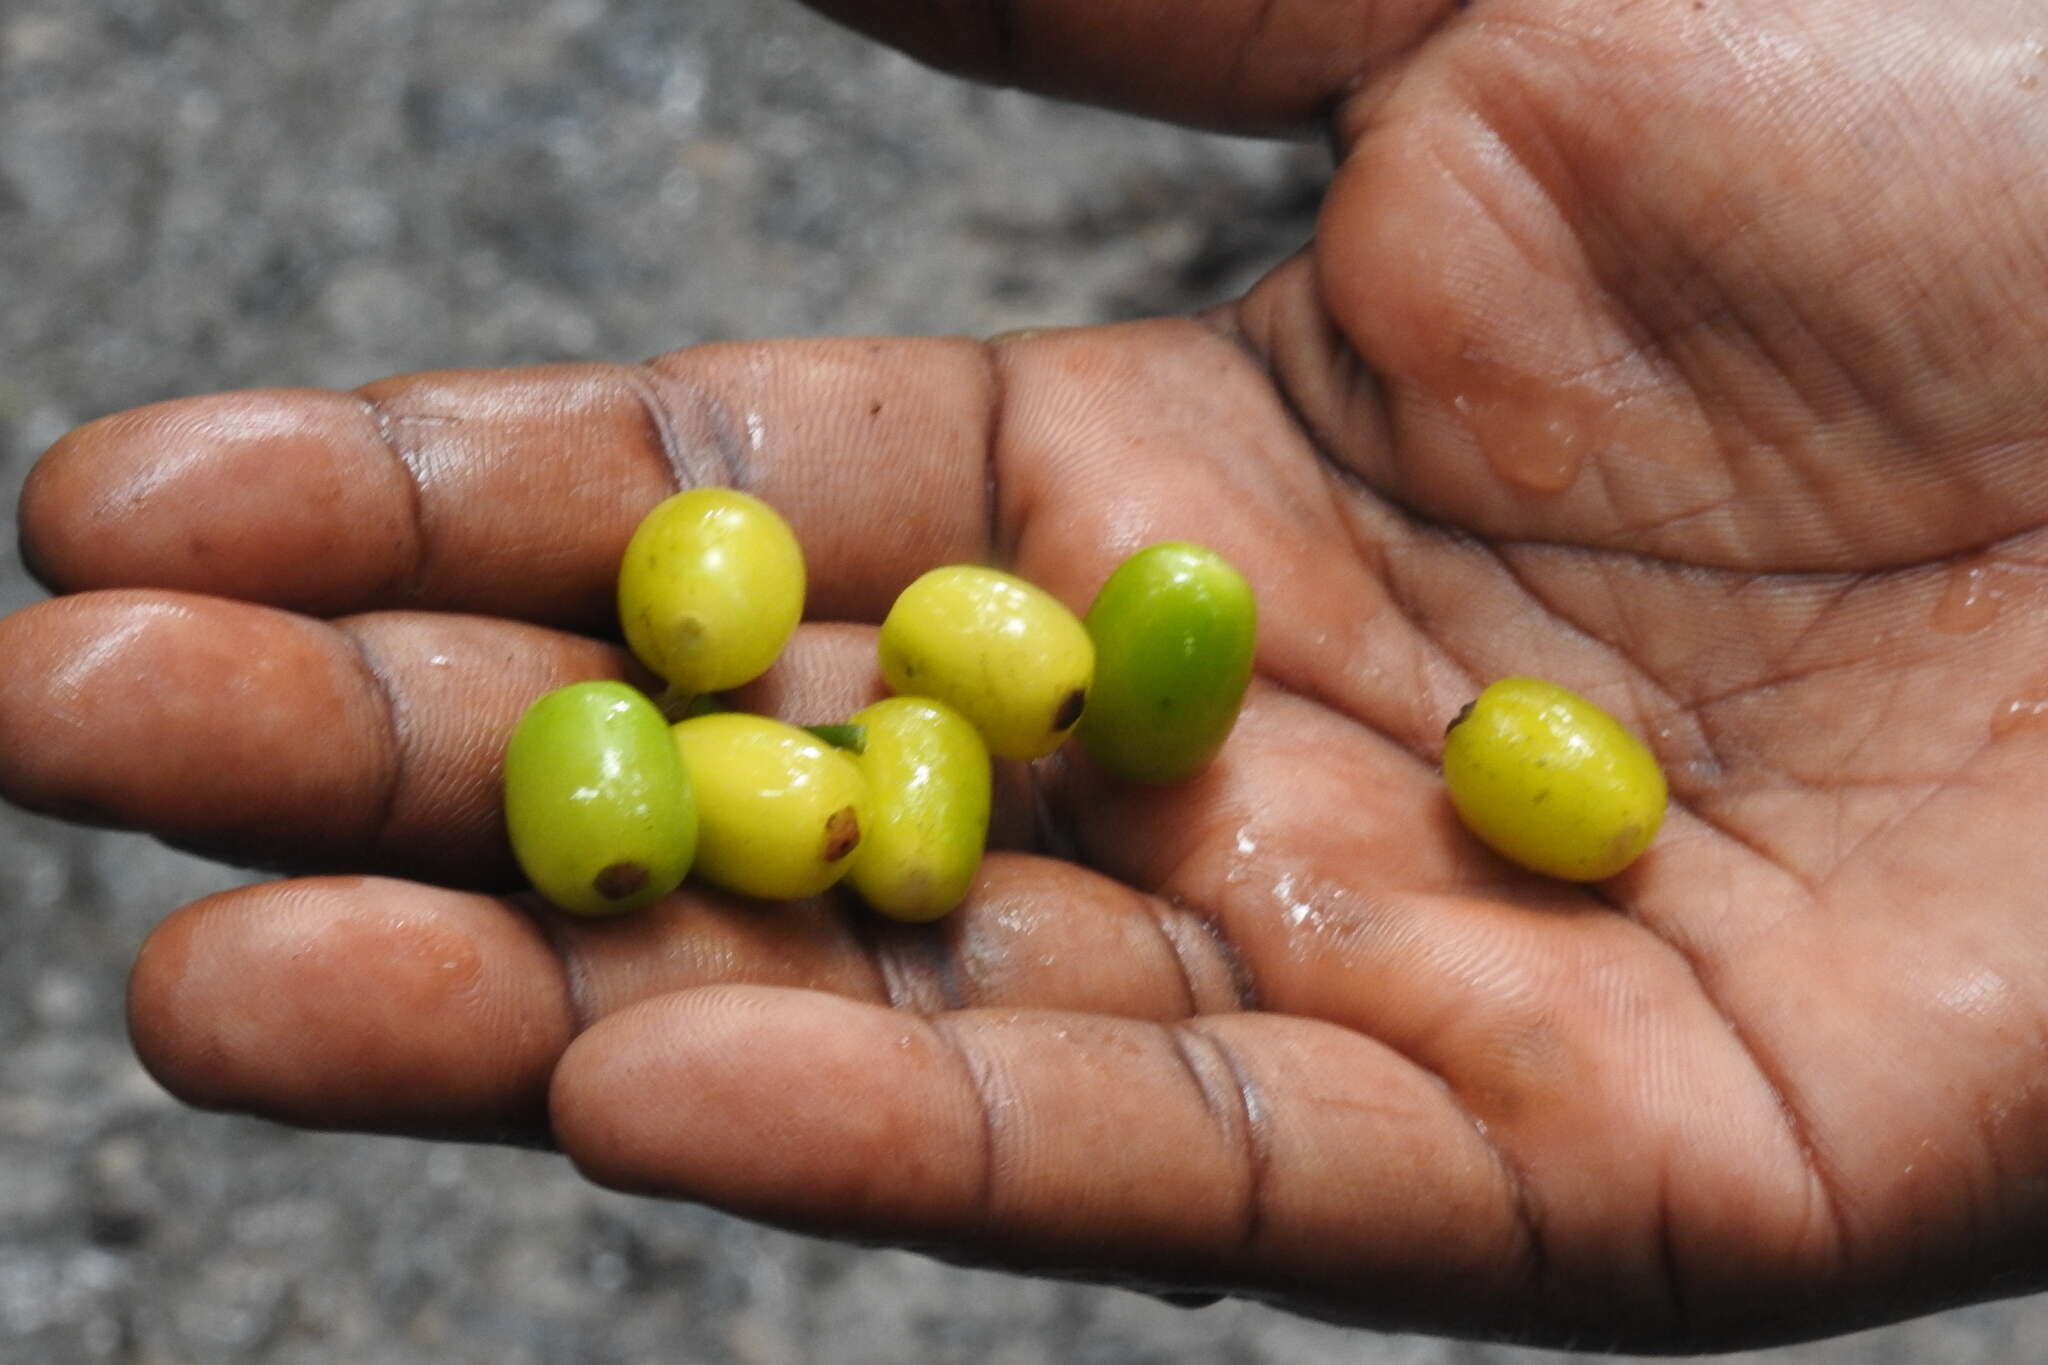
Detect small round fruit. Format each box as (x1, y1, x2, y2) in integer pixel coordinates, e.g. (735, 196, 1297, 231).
(671, 712, 869, 900)
(877, 565, 1093, 760)
(846, 697, 992, 922)
(617, 487, 805, 695)
(1442, 676, 1667, 882)
(503, 681, 697, 916)
(1077, 541, 1257, 784)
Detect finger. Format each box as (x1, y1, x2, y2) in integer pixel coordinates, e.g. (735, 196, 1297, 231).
(800, 0, 1462, 134)
(0, 594, 1001, 885)
(0, 591, 619, 885)
(21, 339, 996, 625)
(551, 986, 1554, 1336)
(548, 851, 1247, 1025)
(127, 877, 575, 1143)
(126, 865, 1246, 1140)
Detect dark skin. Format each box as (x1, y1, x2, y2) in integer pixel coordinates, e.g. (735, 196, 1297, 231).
(6, 0, 2048, 1350)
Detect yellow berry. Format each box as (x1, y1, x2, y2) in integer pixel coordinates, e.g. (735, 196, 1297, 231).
(877, 565, 1093, 760)
(671, 712, 868, 900)
(618, 488, 805, 696)
(846, 697, 992, 922)
(1442, 677, 1666, 881)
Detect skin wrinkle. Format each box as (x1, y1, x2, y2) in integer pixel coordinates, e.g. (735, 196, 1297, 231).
(925, 1013, 1002, 1241)
(1673, 798, 1815, 900)
(1812, 665, 1915, 784)
(1663, 259, 2022, 576)
(1454, 36, 1731, 390)
(1208, 899, 1263, 1013)
(1662, 683, 1866, 892)
(1471, 552, 1974, 790)
(1483, 542, 1688, 723)
(331, 622, 410, 866)
(1328, 527, 1472, 744)
(1129, 768, 1356, 1013)
(1512, 150, 1896, 577)
(638, 359, 757, 491)
(859, 916, 917, 1011)
(1209, 295, 1411, 553)
(1807, 775, 1962, 903)
(1214, 269, 1868, 1321)
(1218, 230, 1891, 1323)
(1141, 895, 1212, 1017)
(1148, 879, 1265, 1014)
(1753, 253, 1916, 452)
(530, 898, 601, 1037)
(1627, 893, 1856, 1289)
(1163, 1022, 1263, 1259)
(1431, 20, 2023, 571)
(619, 361, 692, 492)
(1470, 564, 1806, 830)
(1685, 672, 1922, 790)
(1154, 317, 1494, 758)
(1273, 1007, 1557, 1334)
(977, 338, 1013, 565)
(641, 357, 752, 491)
(1675, 616, 1873, 716)
(1218, 261, 1398, 496)
(850, 909, 965, 1013)
(350, 392, 430, 606)
(1441, 550, 1795, 869)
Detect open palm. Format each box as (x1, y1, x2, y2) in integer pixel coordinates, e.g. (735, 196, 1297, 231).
(6, 0, 2048, 1350)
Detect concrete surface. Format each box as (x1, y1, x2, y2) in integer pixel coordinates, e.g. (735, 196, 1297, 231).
(3, 2, 2045, 1361)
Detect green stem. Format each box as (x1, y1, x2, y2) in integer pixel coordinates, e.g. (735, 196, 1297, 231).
(803, 723, 867, 755)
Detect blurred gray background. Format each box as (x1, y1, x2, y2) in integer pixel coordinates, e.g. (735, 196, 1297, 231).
(2, 2, 2043, 1362)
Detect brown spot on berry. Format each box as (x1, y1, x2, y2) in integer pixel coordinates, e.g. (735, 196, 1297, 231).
(1445, 700, 1476, 737)
(1053, 688, 1087, 732)
(821, 806, 861, 863)
(1605, 823, 1643, 864)
(594, 861, 650, 900)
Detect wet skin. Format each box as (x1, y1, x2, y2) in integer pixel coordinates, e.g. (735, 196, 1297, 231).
(4, 0, 2048, 1350)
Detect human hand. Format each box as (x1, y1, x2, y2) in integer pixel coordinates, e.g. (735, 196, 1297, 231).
(5, 0, 2048, 1350)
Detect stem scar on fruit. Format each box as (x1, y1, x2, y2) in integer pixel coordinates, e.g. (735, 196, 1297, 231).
(822, 806, 862, 863)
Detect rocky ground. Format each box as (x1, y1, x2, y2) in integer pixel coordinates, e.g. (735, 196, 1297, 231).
(3, 2, 2045, 1361)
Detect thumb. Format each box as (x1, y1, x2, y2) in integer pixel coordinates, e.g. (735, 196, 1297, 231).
(799, 0, 1461, 134)
(550, 983, 1539, 1335)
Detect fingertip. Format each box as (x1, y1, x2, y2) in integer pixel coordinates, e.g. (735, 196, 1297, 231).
(127, 877, 575, 1140)
(0, 591, 393, 850)
(0, 596, 103, 824)
(19, 390, 419, 609)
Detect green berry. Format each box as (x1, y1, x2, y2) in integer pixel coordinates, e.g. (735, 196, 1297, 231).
(1077, 542, 1256, 784)
(503, 681, 696, 916)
